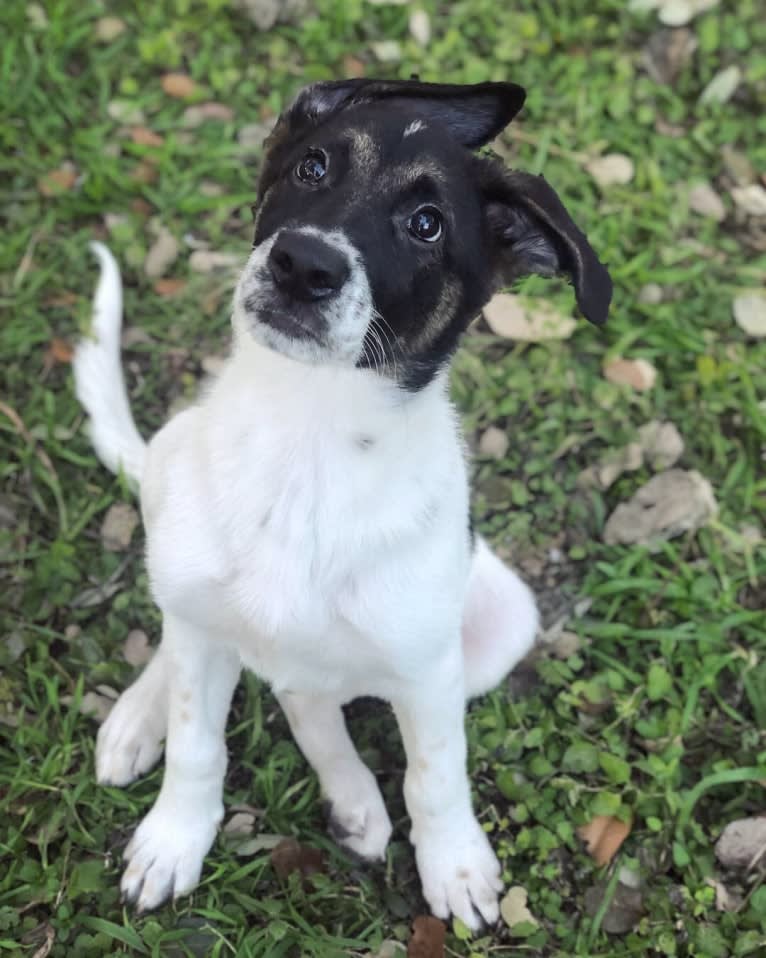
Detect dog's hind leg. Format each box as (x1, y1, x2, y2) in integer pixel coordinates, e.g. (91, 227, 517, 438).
(96, 642, 169, 787)
(278, 691, 392, 861)
(461, 536, 539, 699)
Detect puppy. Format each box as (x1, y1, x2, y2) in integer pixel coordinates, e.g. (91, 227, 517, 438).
(75, 79, 611, 929)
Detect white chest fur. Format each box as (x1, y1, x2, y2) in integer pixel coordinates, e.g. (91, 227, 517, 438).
(142, 337, 471, 697)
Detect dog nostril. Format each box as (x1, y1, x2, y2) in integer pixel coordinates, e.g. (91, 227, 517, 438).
(308, 269, 333, 291)
(272, 249, 293, 275)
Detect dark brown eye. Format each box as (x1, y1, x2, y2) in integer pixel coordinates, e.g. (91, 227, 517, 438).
(296, 150, 328, 184)
(408, 206, 443, 243)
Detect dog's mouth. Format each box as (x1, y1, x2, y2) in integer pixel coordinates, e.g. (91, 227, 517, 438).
(243, 286, 328, 346)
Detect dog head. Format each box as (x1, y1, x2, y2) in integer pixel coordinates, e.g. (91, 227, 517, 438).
(234, 79, 612, 389)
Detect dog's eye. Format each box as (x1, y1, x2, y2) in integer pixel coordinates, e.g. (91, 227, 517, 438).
(408, 207, 443, 243)
(296, 150, 328, 185)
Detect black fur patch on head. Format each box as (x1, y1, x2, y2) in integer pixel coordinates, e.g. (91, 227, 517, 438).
(250, 79, 611, 390)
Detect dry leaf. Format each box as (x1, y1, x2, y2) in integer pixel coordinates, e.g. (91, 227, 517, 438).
(189, 250, 243, 273)
(715, 816, 766, 870)
(95, 16, 126, 41)
(270, 837, 324, 879)
(182, 102, 234, 127)
(500, 886, 539, 931)
(130, 197, 153, 216)
(78, 690, 115, 723)
(733, 291, 766, 337)
(371, 40, 402, 63)
(603, 357, 657, 390)
(578, 441, 644, 491)
(144, 227, 179, 278)
(478, 426, 509, 460)
(342, 54, 366, 78)
(122, 629, 153, 667)
(153, 277, 186, 297)
(161, 72, 197, 98)
(688, 182, 726, 221)
(47, 337, 74, 364)
(603, 468, 717, 546)
(107, 100, 146, 125)
(130, 126, 164, 147)
(699, 65, 742, 106)
(586, 154, 635, 188)
(409, 9, 431, 46)
(223, 811, 257, 837)
(578, 815, 632, 866)
(642, 27, 697, 85)
(38, 165, 77, 196)
(100, 503, 139, 552)
(130, 160, 159, 184)
(407, 915, 446, 958)
(731, 185, 766, 218)
(484, 293, 576, 341)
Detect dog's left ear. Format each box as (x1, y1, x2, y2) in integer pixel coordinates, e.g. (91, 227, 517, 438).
(482, 166, 613, 326)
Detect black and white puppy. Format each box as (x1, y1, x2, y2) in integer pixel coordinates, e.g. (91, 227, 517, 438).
(75, 79, 611, 929)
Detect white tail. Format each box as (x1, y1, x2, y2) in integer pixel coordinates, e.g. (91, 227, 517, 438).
(73, 243, 146, 487)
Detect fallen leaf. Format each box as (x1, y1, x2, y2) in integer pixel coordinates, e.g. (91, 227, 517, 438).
(715, 816, 766, 870)
(642, 27, 697, 85)
(130, 160, 159, 184)
(100, 503, 140, 552)
(731, 185, 766, 217)
(130, 197, 153, 216)
(409, 9, 431, 46)
(578, 815, 633, 866)
(584, 879, 643, 933)
(638, 282, 663, 305)
(153, 277, 186, 297)
(733, 291, 766, 338)
(654, 0, 720, 26)
(699, 65, 742, 106)
(603, 468, 717, 546)
(270, 837, 324, 879)
(342, 54, 366, 78)
(38, 165, 77, 197)
(478, 426, 509, 460)
(578, 442, 644, 491)
(78, 690, 115, 723)
(371, 40, 403, 63)
(223, 811, 257, 837)
(407, 915, 446, 958)
(603, 357, 657, 391)
(182, 102, 235, 128)
(122, 629, 153, 667)
(27, 3, 48, 29)
(500, 886, 539, 933)
(233, 833, 285, 856)
(235, 0, 310, 29)
(29, 923, 55, 958)
(107, 100, 146, 125)
(130, 126, 164, 147)
(484, 293, 576, 341)
(189, 250, 243, 273)
(688, 182, 726, 221)
(161, 73, 196, 98)
(637, 420, 684, 470)
(586, 153, 635, 188)
(47, 337, 74, 364)
(44, 291, 79, 307)
(144, 227, 179, 278)
(95, 16, 126, 41)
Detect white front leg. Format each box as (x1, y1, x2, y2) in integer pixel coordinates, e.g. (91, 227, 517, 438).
(121, 613, 240, 911)
(392, 648, 502, 930)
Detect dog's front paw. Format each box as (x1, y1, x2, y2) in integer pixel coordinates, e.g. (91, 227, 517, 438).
(413, 815, 503, 930)
(96, 684, 166, 787)
(324, 765, 392, 861)
(121, 804, 219, 911)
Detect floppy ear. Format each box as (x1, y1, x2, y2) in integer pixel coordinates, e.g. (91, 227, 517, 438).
(258, 78, 526, 196)
(481, 165, 613, 326)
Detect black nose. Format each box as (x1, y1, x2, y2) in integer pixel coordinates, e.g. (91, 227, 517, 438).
(268, 231, 350, 302)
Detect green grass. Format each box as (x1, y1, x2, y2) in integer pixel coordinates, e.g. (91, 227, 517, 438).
(2, 0, 766, 955)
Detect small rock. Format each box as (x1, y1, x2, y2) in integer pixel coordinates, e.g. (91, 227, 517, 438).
(720, 145, 755, 187)
(638, 282, 664, 305)
(144, 227, 179, 278)
(584, 880, 643, 934)
(478, 426, 509, 460)
(95, 16, 126, 41)
(706, 877, 744, 912)
(657, 0, 720, 27)
(699, 65, 742, 106)
(731, 185, 766, 218)
(586, 153, 635, 188)
(161, 73, 197, 99)
(500, 886, 539, 932)
(579, 441, 644, 491)
(603, 357, 658, 391)
(552, 630, 583, 659)
(224, 811, 257, 837)
(733, 291, 766, 337)
(107, 100, 146, 125)
(638, 420, 684, 469)
(715, 817, 766, 870)
(189, 250, 243, 273)
(409, 9, 431, 46)
(182, 102, 235, 128)
(371, 41, 402, 63)
(603, 468, 717, 547)
(78, 690, 114, 723)
(237, 122, 272, 153)
(484, 293, 576, 341)
(199, 181, 224, 197)
(688, 182, 726, 221)
(100, 503, 140, 552)
(122, 629, 153, 667)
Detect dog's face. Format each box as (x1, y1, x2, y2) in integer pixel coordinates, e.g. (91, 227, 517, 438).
(234, 80, 612, 389)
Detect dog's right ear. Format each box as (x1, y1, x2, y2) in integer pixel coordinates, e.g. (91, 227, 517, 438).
(258, 78, 526, 197)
